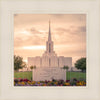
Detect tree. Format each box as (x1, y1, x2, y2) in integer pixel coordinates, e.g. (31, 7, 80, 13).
(14, 55, 26, 71)
(75, 57, 86, 72)
(33, 65, 36, 69)
(63, 65, 69, 79)
(30, 66, 33, 71)
(63, 65, 69, 71)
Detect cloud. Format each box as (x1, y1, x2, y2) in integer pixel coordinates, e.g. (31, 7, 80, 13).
(52, 24, 86, 46)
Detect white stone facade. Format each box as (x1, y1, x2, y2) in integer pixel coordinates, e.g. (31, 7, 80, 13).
(28, 56, 72, 68)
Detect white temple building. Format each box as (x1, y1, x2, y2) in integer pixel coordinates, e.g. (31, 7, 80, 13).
(27, 21, 72, 69)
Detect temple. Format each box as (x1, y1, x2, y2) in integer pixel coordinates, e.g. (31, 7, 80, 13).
(27, 21, 72, 68)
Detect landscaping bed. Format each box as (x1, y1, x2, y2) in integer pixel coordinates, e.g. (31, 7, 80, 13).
(14, 78, 86, 86)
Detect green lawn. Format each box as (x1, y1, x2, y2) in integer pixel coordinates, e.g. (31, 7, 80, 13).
(14, 71, 32, 80)
(66, 72, 86, 80)
(14, 71, 86, 81)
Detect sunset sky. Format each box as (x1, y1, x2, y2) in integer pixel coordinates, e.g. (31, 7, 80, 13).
(14, 14, 86, 66)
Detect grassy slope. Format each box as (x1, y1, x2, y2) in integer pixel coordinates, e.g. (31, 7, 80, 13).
(14, 71, 86, 81)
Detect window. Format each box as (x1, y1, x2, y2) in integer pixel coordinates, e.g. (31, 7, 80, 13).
(49, 58, 51, 67)
(49, 43, 51, 53)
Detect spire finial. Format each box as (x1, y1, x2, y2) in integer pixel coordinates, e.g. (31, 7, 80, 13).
(48, 20, 51, 41)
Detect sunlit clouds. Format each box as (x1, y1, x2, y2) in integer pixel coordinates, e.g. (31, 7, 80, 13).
(14, 14, 86, 66)
(22, 46, 46, 50)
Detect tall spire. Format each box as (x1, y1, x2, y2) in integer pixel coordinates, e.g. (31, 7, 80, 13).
(48, 20, 51, 41)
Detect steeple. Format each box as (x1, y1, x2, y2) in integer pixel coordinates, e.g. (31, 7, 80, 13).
(48, 20, 51, 41)
(42, 21, 57, 57)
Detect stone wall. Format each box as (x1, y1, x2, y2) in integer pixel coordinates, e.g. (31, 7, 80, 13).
(33, 67, 66, 81)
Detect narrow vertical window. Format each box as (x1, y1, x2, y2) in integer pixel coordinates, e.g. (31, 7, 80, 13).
(49, 58, 51, 67)
(58, 58, 59, 67)
(49, 43, 51, 53)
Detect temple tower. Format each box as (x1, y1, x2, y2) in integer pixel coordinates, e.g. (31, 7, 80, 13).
(43, 21, 57, 57)
(46, 21, 54, 54)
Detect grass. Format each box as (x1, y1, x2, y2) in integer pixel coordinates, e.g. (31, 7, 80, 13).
(14, 71, 32, 80)
(14, 71, 86, 81)
(66, 72, 86, 80)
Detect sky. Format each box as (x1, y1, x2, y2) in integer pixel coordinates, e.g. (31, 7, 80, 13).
(14, 14, 86, 66)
